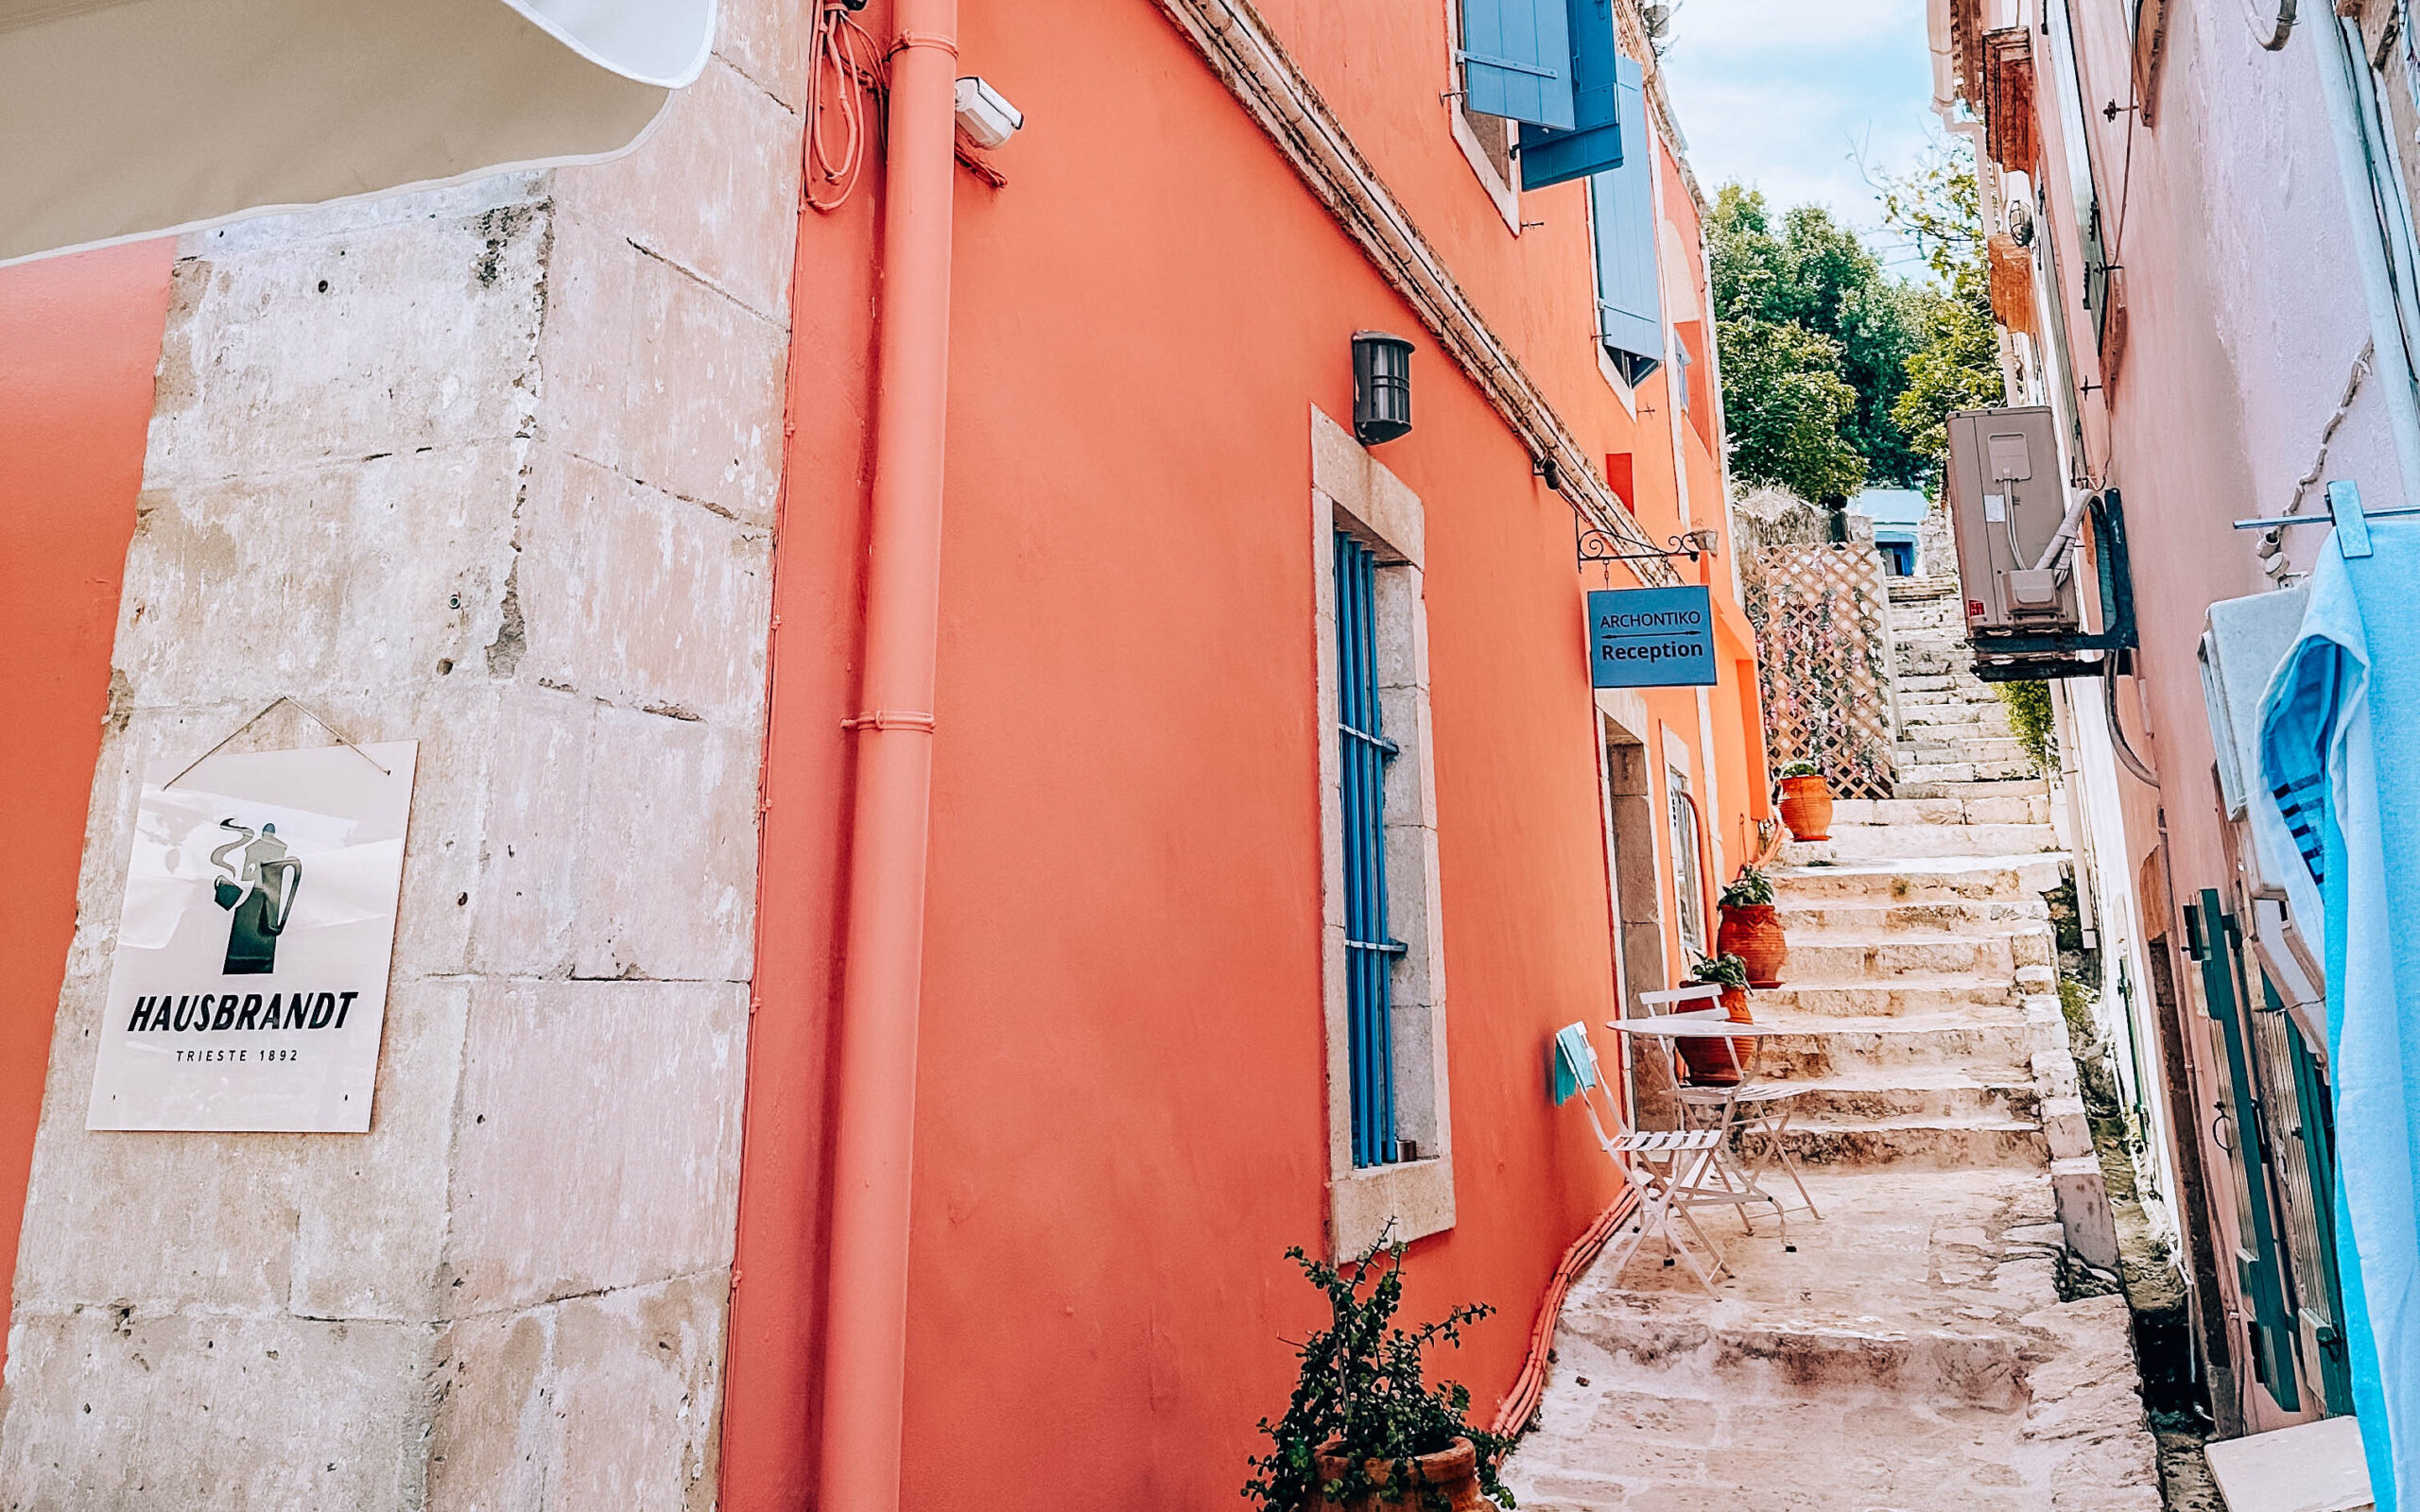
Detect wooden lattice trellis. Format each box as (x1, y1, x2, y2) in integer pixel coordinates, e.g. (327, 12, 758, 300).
(1742, 544, 1895, 800)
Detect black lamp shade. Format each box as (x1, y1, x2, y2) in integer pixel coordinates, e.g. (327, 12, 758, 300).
(1352, 331, 1414, 446)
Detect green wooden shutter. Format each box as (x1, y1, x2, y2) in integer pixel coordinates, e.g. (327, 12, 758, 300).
(1458, 0, 1576, 129)
(2272, 972, 2357, 1414)
(2189, 890, 2300, 1411)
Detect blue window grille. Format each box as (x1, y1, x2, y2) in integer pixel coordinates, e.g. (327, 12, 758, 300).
(1335, 531, 1406, 1169)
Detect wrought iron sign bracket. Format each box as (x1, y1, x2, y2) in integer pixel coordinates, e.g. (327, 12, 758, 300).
(1576, 524, 1720, 569)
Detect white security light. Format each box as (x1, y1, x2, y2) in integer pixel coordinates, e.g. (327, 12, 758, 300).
(954, 77, 1023, 148)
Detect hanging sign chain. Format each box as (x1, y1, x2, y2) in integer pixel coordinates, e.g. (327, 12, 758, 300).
(163, 696, 394, 790)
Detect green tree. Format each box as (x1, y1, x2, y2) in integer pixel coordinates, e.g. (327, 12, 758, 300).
(1892, 287, 2002, 481)
(1877, 140, 2006, 489)
(1716, 316, 1869, 502)
(1708, 186, 1927, 488)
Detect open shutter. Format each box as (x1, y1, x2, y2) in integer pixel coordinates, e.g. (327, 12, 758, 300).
(2273, 972, 2357, 1414)
(2188, 890, 2302, 1411)
(1517, 0, 1622, 190)
(1587, 57, 1661, 383)
(1459, 0, 1576, 129)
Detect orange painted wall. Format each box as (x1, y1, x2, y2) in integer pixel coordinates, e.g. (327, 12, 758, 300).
(729, 1, 1756, 1507)
(0, 240, 174, 1374)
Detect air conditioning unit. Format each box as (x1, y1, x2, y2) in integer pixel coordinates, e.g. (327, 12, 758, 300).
(1945, 405, 2083, 638)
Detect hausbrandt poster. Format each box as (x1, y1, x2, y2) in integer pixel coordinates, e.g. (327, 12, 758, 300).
(85, 741, 418, 1133)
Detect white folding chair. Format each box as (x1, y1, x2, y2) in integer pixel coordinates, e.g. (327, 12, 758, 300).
(1553, 1022, 1741, 1295)
(1634, 988, 1823, 1243)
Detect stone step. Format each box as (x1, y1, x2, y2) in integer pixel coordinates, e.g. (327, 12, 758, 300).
(1895, 673, 1986, 695)
(1828, 794, 2050, 827)
(1781, 929, 2050, 984)
(1554, 1303, 2036, 1412)
(1894, 695, 2006, 717)
(1782, 823, 2060, 864)
(1895, 736, 2031, 765)
(1754, 1014, 2036, 1079)
(1897, 707, 2014, 731)
(1758, 1069, 2042, 1126)
(1771, 854, 2066, 902)
(1896, 646, 1974, 676)
(1892, 776, 2049, 800)
(1894, 757, 2040, 785)
(1748, 973, 2035, 1020)
(1775, 896, 2051, 935)
(1779, 1113, 2048, 1170)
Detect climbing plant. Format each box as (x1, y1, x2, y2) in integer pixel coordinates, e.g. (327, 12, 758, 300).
(1997, 680, 2056, 773)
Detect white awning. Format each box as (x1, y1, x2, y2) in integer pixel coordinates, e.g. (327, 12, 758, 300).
(0, 0, 716, 266)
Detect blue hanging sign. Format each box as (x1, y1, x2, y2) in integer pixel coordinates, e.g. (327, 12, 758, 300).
(1587, 585, 1718, 688)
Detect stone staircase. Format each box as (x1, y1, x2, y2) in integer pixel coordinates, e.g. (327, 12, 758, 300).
(1892, 576, 2035, 790)
(1504, 576, 2160, 1510)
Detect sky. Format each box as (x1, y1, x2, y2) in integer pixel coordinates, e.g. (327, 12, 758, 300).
(1655, 0, 1941, 273)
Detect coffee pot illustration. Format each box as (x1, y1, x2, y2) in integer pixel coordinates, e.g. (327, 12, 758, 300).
(208, 819, 302, 974)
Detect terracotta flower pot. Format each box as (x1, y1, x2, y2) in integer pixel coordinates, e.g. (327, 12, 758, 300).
(1717, 902, 1787, 988)
(1311, 1437, 1487, 1512)
(1675, 986, 1756, 1086)
(1777, 773, 1834, 841)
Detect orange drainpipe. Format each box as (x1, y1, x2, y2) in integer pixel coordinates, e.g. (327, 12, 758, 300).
(817, 4, 959, 1508)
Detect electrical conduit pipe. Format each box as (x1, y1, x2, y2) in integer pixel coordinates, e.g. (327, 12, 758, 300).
(817, 4, 959, 1509)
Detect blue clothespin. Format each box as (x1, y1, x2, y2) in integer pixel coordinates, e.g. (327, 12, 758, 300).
(2328, 479, 2375, 559)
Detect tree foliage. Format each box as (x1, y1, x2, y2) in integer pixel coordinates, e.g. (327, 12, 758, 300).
(1708, 186, 1925, 492)
(1708, 140, 2008, 501)
(1878, 142, 2005, 490)
(1715, 315, 1868, 502)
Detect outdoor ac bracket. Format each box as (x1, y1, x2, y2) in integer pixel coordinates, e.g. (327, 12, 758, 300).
(1968, 488, 2140, 683)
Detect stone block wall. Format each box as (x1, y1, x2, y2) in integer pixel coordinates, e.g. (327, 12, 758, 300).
(0, 6, 804, 1505)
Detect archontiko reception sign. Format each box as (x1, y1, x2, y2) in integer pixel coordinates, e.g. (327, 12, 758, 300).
(86, 741, 418, 1133)
(1587, 585, 1719, 688)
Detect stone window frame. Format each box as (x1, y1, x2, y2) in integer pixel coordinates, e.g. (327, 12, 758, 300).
(1437, 0, 1524, 235)
(1310, 404, 1455, 1258)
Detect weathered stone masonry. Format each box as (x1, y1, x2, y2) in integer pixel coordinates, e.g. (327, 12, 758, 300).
(0, 4, 806, 1505)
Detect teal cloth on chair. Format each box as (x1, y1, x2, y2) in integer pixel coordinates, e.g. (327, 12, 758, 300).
(1553, 1022, 1598, 1106)
(2258, 517, 2420, 1511)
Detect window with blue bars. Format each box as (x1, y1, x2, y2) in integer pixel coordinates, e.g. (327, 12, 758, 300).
(1334, 530, 1408, 1169)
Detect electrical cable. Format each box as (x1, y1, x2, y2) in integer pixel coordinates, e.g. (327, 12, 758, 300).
(802, 0, 885, 214)
(2245, 0, 2297, 51)
(2102, 666, 2161, 786)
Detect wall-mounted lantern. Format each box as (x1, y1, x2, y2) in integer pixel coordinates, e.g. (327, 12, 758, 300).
(1352, 331, 1414, 446)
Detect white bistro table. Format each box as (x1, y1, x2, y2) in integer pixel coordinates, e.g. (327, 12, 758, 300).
(1602, 1015, 1813, 1248)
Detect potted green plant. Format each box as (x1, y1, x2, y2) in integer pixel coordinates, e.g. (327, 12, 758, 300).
(1676, 953, 1756, 1086)
(1775, 760, 1833, 841)
(1716, 865, 1787, 988)
(1245, 1239, 1514, 1512)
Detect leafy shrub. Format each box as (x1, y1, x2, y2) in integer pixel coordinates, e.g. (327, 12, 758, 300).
(1244, 1240, 1514, 1510)
(1996, 680, 2055, 773)
(1720, 866, 1775, 909)
(1688, 953, 1751, 990)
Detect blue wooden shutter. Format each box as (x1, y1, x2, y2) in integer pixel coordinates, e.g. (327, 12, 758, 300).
(1517, 0, 1622, 190)
(1335, 532, 1405, 1168)
(1459, 0, 1576, 129)
(1588, 58, 1661, 382)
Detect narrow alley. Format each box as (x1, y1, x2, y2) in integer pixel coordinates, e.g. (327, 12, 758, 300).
(3, 0, 2410, 1505)
(1507, 574, 2163, 1510)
